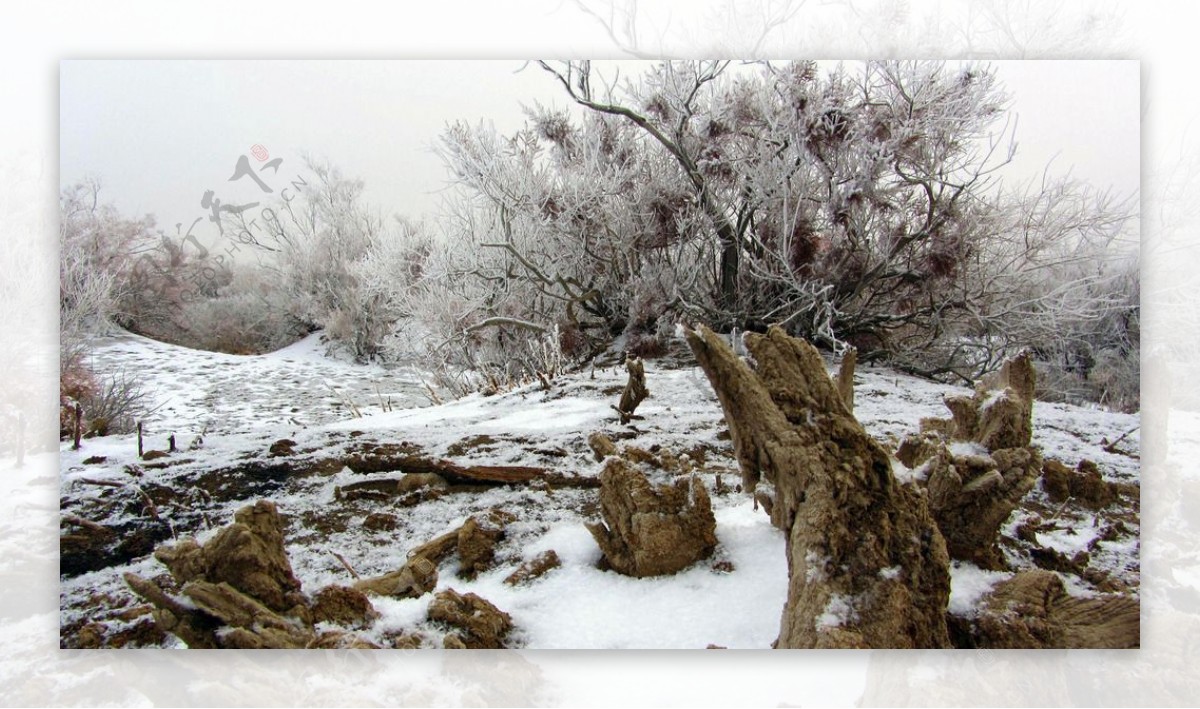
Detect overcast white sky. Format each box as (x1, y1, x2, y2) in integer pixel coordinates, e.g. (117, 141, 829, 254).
(59, 59, 1139, 247)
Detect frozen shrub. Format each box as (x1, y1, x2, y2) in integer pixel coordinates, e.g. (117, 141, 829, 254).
(59, 363, 153, 439)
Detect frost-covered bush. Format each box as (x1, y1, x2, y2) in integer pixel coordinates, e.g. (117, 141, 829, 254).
(58, 361, 153, 439)
(221, 161, 427, 362)
(174, 266, 310, 354)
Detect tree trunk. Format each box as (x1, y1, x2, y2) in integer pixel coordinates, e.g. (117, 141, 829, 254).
(717, 223, 740, 313)
(683, 325, 951, 648)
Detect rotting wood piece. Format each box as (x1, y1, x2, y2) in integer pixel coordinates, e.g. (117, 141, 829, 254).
(683, 324, 951, 649)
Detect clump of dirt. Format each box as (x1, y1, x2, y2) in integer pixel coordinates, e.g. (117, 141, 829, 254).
(268, 439, 296, 457)
(1042, 458, 1117, 509)
(446, 434, 499, 457)
(362, 512, 398, 532)
(1029, 546, 1091, 575)
(585, 434, 717, 578)
(60, 510, 173, 578)
(61, 596, 166, 649)
(189, 460, 295, 501)
(340, 441, 425, 473)
(427, 588, 513, 649)
(311, 585, 378, 628)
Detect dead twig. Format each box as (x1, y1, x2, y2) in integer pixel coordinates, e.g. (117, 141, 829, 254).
(1102, 425, 1139, 457)
(62, 514, 113, 535)
(331, 552, 361, 580)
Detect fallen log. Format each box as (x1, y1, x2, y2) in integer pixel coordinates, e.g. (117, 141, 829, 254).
(341, 454, 599, 490)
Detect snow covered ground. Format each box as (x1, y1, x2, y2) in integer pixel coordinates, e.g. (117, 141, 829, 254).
(81, 331, 430, 437)
(58, 330, 1141, 649)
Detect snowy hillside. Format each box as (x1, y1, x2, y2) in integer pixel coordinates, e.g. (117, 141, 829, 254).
(59, 331, 1140, 650)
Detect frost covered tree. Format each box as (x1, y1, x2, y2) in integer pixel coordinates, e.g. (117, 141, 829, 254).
(434, 59, 1136, 404)
(59, 180, 159, 368)
(436, 106, 704, 357)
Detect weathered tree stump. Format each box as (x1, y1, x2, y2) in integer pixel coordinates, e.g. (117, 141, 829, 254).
(125, 501, 325, 648)
(427, 588, 513, 649)
(585, 453, 717, 577)
(613, 356, 648, 424)
(904, 350, 1043, 568)
(683, 325, 951, 648)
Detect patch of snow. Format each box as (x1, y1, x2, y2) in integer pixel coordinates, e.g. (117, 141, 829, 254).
(1035, 516, 1101, 556)
(805, 550, 829, 583)
(816, 593, 857, 629)
(891, 457, 930, 484)
(949, 440, 991, 458)
(980, 388, 1008, 411)
(948, 561, 1013, 617)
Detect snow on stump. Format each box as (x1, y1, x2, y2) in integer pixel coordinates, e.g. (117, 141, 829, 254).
(427, 588, 513, 649)
(585, 436, 717, 578)
(904, 351, 1043, 568)
(964, 569, 1139, 648)
(683, 325, 951, 649)
(1041, 458, 1116, 510)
